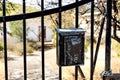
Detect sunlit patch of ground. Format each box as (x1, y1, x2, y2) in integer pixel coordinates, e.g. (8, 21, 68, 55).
(0, 46, 120, 80)
(0, 59, 4, 80)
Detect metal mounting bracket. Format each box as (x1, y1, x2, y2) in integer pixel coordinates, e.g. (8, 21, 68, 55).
(101, 70, 112, 77)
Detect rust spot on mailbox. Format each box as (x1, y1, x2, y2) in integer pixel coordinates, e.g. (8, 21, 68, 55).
(56, 28, 85, 66)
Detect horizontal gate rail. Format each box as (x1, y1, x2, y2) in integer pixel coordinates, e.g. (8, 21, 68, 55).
(0, 0, 91, 22)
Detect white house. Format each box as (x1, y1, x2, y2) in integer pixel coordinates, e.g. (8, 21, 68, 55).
(0, 18, 54, 42)
(26, 18, 53, 41)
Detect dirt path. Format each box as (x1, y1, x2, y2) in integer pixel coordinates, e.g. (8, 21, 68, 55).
(0, 47, 120, 80)
(8, 49, 59, 80)
(0, 60, 4, 80)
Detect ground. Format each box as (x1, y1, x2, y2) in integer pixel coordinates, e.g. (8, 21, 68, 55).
(0, 44, 120, 80)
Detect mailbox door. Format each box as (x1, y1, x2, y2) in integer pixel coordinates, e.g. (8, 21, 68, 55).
(56, 28, 85, 66)
(61, 33, 84, 66)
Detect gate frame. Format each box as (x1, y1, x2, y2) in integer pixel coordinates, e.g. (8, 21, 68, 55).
(0, 0, 113, 80)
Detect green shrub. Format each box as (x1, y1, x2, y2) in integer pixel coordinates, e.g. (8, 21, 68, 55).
(0, 43, 4, 51)
(52, 34, 56, 46)
(112, 39, 120, 57)
(0, 43, 4, 58)
(27, 39, 36, 43)
(85, 40, 90, 52)
(85, 36, 90, 52)
(10, 20, 30, 41)
(117, 52, 120, 57)
(26, 45, 34, 55)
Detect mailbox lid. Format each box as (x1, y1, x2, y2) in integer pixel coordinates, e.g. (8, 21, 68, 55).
(56, 28, 85, 35)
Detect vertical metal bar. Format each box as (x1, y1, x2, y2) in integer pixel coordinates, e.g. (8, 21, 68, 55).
(78, 66, 85, 79)
(75, 0, 79, 80)
(41, 0, 45, 80)
(59, 0, 62, 80)
(103, 1, 112, 79)
(105, 0, 112, 72)
(75, 0, 79, 28)
(2, 0, 8, 80)
(90, 0, 94, 80)
(59, 0, 62, 28)
(23, 0, 27, 80)
(75, 66, 78, 80)
(113, 0, 117, 38)
(93, 17, 105, 74)
(59, 66, 62, 80)
(105, 0, 112, 73)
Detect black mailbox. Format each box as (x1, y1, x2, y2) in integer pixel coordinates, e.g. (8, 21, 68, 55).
(56, 28, 85, 66)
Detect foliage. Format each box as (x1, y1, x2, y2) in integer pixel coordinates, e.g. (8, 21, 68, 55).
(8, 42, 34, 56)
(8, 3, 39, 15)
(85, 36, 90, 52)
(0, 1, 39, 16)
(29, 41, 55, 51)
(0, 43, 3, 51)
(116, 1, 120, 10)
(112, 39, 120, 57)
(85, 40, 89, 52)
(14, 43, 33, 56)
(117, 53, 120, 57)
(0, 43, 4, 58)
(0, 1, 15, 16)
(46, 9, 74, 34)
(52, 33, 56, 46)
(0, 11, 2, 16)
(9, 20, 30, 41)
(62, 10, 74, 28)
(7, 41, 55, 56)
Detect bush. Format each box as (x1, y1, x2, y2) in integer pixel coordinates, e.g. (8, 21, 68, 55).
(85, 36, 90, 52)
(15, 43, 34, 56)
(52, 34, 56, 46)
(29, 41, 41, 50)
(8, 42, 34, 56)
(26, 45, 34, 55)
(112, 39, 120, 57)
(9, 20, 30, 41)
(0, 43, 4, 58)
(85, 40, 90, 52)
(117, 52, 120, 57)
(0, 43, 4, 51)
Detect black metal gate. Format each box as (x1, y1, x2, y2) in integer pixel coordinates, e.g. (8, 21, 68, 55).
(0, 0, 114, 80)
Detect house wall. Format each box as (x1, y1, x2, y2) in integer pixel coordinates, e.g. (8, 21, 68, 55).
(46, 26, 53, 41)
(26, 19, 53, 41)
(27, 23, 39, 41)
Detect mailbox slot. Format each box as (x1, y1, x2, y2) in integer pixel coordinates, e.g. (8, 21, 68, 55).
(56, 28, 85, 66)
